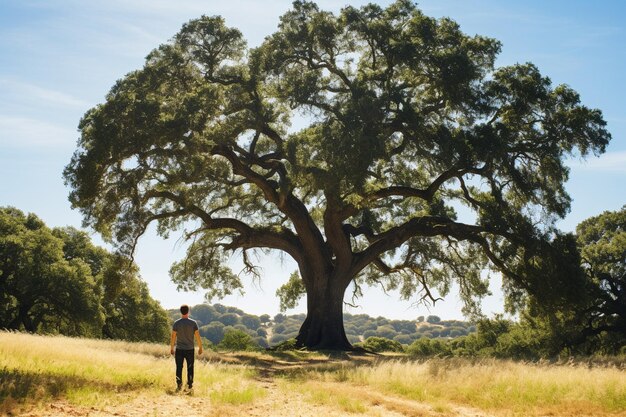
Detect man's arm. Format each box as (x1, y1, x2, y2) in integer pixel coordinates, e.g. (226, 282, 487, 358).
(194, 330, 203, 355)
(170, 331, 177, 355)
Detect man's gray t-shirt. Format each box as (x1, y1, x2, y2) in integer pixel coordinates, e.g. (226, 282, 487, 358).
(173, 318, 198, 350)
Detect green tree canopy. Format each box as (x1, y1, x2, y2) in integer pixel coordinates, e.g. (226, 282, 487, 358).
(0, 207, 169, 342)
(513, 206, 625, 355)
(0, 208, 104, 335)
(577, 206, 626, 340)
(64, 1, 610, 349)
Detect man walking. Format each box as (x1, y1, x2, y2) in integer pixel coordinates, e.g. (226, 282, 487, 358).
(170, 304, 203, 391)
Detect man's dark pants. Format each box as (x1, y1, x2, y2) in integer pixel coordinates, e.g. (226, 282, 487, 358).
(175, 349, 195, 388)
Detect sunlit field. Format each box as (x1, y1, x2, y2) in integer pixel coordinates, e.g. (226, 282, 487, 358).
(0, 331, 263, 415)
(2, 331, 625, 417)
(290, 358, 626, 417)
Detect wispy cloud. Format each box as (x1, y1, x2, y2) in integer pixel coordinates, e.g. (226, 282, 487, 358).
(0, 79, 89, 108)
(0, 115, 77, 148)
(569, 151, 626, 173)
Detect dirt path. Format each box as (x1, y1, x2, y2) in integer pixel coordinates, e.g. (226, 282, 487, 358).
(14, 377, 493, 417)
(11, 353, 494, 417)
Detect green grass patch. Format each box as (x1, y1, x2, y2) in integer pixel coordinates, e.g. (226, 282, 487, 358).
(210, 384, 266, 405)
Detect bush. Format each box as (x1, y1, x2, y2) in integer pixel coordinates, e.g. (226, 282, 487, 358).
(407, 338, 433, 357)
(493, 324, 542, 360)
(361, 336, 404, 353)
(217, 329, 259, 351)
(407, 338, 451, 357)
(271, 338, 298, 351)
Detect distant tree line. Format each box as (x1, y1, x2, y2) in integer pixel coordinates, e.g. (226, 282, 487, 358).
(176, 300, 614, 360)
(0, 207, 170, 342)
(370, 315, 626, 360)
(169, 303, 475, 350)
(168, 303, 271, 349)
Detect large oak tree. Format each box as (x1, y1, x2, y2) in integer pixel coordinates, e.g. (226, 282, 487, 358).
(64, 1, 610, 349)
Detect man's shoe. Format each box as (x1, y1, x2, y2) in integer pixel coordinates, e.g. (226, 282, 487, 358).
(176, 384, 182, 392)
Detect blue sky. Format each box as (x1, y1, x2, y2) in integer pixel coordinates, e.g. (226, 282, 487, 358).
(1, 0, 625, 319)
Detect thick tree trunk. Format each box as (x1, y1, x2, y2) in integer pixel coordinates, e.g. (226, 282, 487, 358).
(295, 276, 352, 350)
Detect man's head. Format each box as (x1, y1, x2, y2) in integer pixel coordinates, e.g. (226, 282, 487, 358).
(180, 304, 190, 316)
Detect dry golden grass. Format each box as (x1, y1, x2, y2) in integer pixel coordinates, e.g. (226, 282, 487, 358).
(291, 357, 626, 416)
(0, 331, 263, 414)
(3, 331, 626, 417)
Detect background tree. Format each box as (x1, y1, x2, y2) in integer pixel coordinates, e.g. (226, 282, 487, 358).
(64, 1, 610, 349)
(54, 226, 170, 342)
(200, 321, 225, 344)
(100, 258, 171, 343)
(0, 208, 104, 335)
(577, 206, 626, 348)
(189, 303, 218, 326)
(522, 206, 626, 354)
(0, 207, 169, 342)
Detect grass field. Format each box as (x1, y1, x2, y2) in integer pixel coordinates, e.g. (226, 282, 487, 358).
(1, 331, 625, 417)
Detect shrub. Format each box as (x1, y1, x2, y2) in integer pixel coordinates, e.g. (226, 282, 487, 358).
(406, 338, 452, 357)
(218, 329, 259, 351)
(407, 338, 433, 357)
(271, 338, 298, 351)
(361, 336, 404, 353)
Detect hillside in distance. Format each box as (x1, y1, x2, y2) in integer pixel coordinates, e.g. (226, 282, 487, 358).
(167, 304, 475, 348)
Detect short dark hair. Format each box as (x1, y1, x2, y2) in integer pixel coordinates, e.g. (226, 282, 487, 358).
(180, 304, 190, 315)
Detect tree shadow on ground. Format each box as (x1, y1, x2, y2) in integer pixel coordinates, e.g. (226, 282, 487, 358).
(0, 367, 149, 414)
(221, 349, 393, 382)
